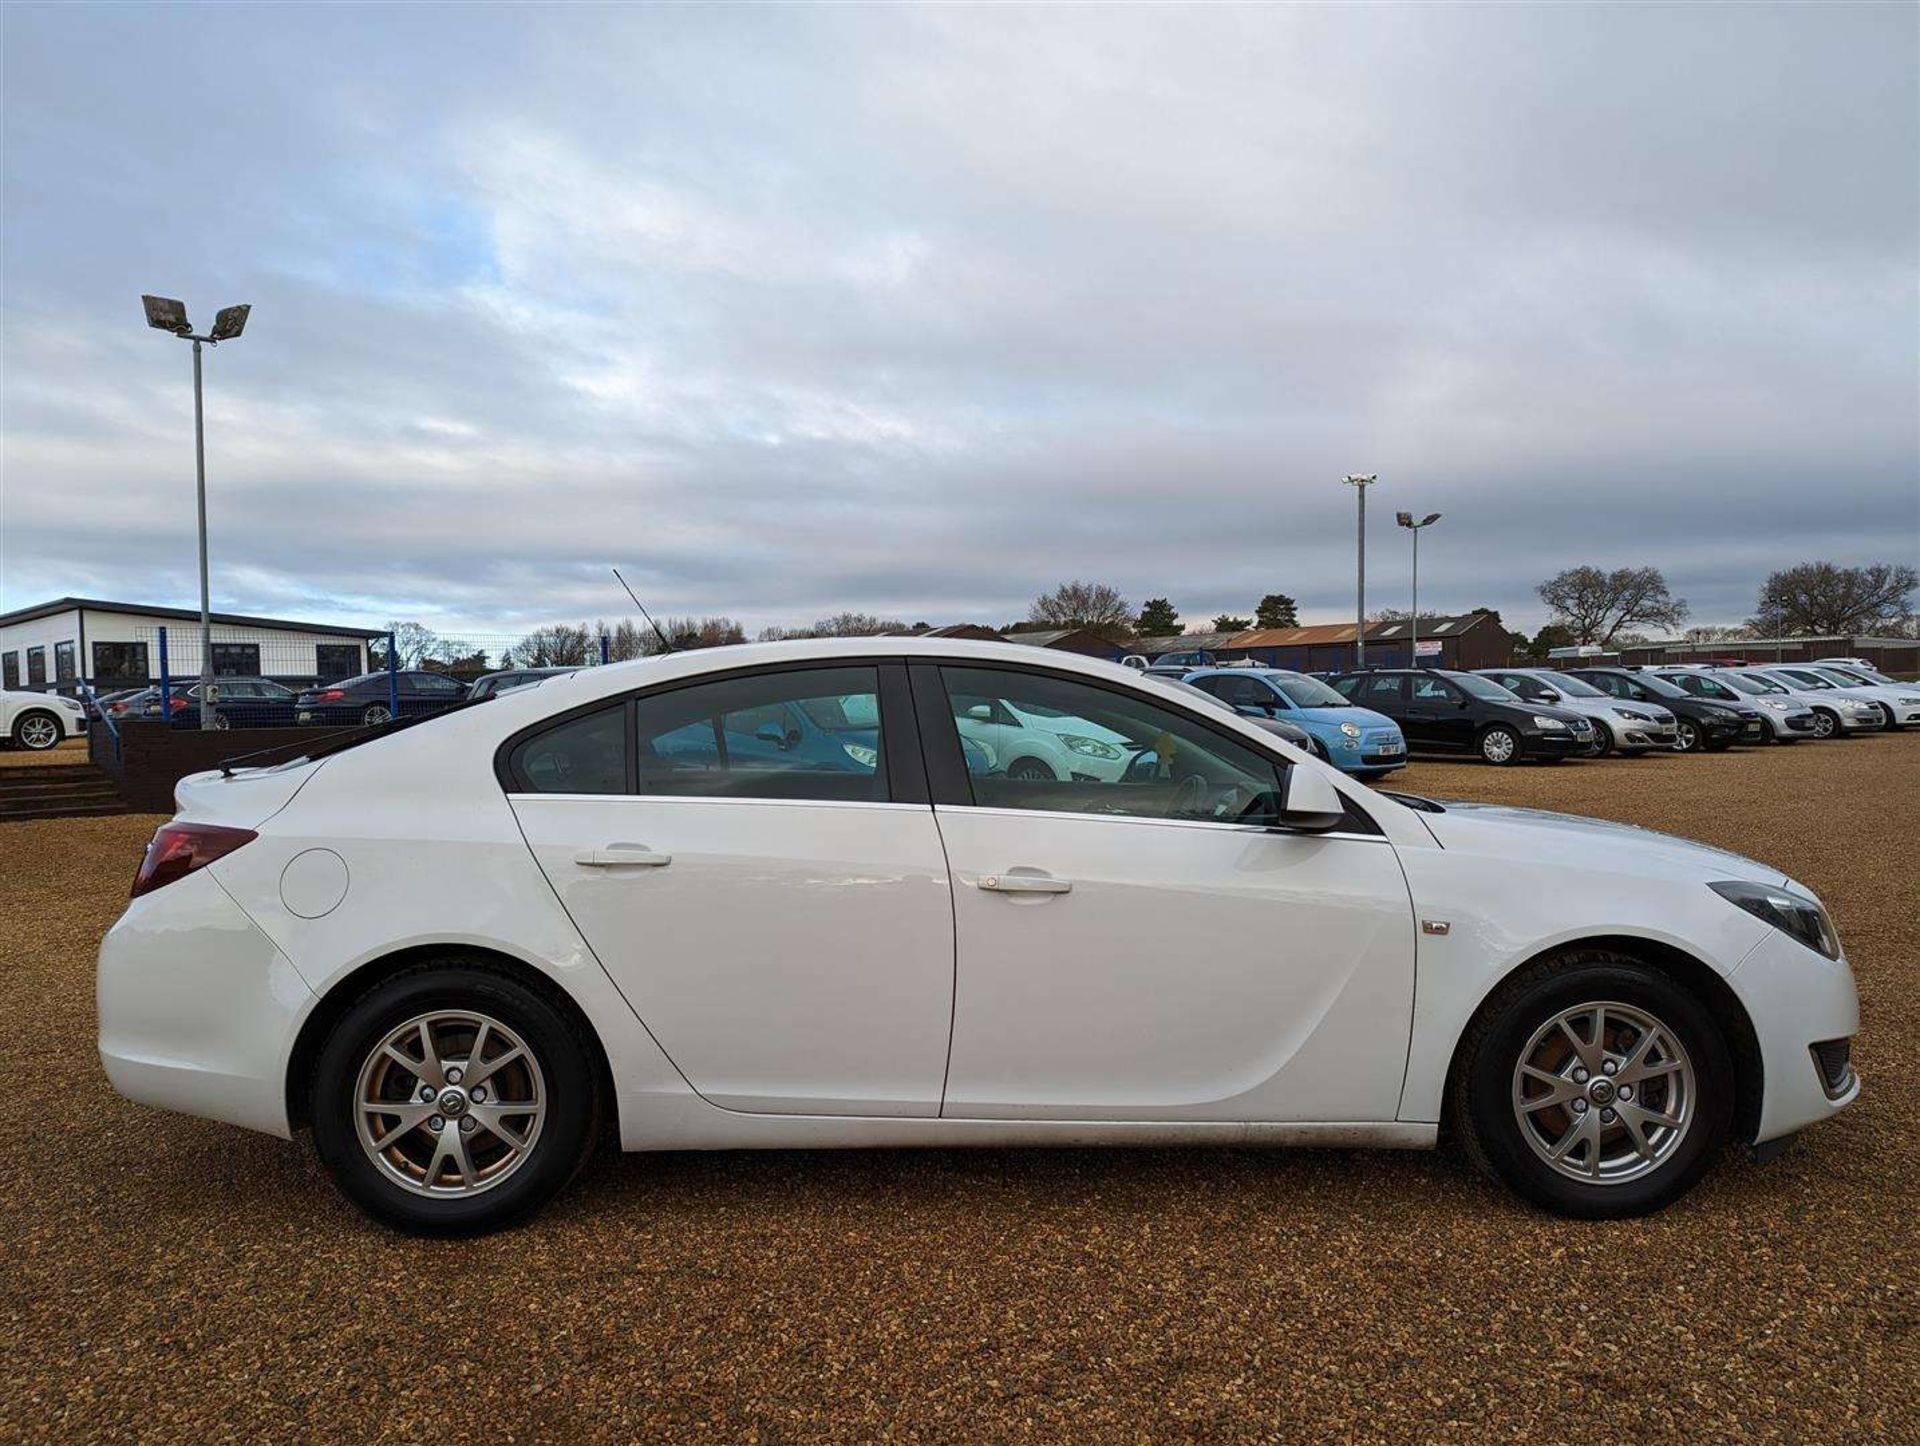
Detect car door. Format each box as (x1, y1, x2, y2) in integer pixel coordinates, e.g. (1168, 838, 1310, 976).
(507, 662, 957, 1117)
(1406, 674, 1474, 751)
(917, 663, 1414, 1123)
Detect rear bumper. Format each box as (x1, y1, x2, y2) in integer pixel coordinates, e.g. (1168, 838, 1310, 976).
(1728, 927, 1861, 1144)
(97, 870, 310, 1138)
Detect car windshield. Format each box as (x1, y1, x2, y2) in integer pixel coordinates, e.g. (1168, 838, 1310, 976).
(1810, 668, 1867, 688)
(1265, 672, 1351, 708)
(1719, 673, 1783, 696)
(1536, 673, 1605, 698)
(1777, 670, 1833, 689)
(1452, 674, 1517, 701)
(1624, 672, 1688, 699)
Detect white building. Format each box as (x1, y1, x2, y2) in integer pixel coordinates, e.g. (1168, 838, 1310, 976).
(0, 597, 385, 694)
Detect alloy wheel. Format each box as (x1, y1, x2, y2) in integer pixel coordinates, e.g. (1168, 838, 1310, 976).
(18, 714, 60, 749)
(363, 704, 393, 726)
(1481, 729, 1517, 765)
(353, 1010, 547, 1198)
(1810, 711, 1836, 739)
(1674, 721, 1699, 752)
(1511, 1001, 1695, 1185)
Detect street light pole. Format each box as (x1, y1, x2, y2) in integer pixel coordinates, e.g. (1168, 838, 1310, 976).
(1343, 475, 1377, 668)
(143, 296, 249, 729)
(1396, 511, 1443, 667)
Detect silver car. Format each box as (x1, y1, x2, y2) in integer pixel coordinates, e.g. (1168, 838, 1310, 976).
(1791, 665, 1920, 731)
(1650, 669, 1819, 744)
(1738, 668, 1884, 739)
(1476, 667, 1677, 755)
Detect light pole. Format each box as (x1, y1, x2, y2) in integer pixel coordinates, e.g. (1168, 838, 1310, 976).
(1343, 475, 1376, 668)
(1395, 511, 1443, 666)
(142, 296, 250, 728)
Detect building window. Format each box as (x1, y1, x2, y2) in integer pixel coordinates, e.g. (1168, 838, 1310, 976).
(26, 647, 47, 686)
(211, 642, 261, 677)
(54, 641, 77, 684)
(1, 652, 17, 689)
(91, 642, 150, 687)
(315, 643, 361, 682)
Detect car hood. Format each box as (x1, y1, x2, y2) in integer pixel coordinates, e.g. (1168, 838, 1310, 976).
(1419, 801, 1789, 887)
(1296, 705, 1400, 733)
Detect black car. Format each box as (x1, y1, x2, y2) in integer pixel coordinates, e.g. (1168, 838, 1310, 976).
(295, 669, 469, 727)
(145, 677, 300, 729)
(466, 666, 581, 701)
(1328, 669, 1598, 765)
(1564, 668, 1766, 752)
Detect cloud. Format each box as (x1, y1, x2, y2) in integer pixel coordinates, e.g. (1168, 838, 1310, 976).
(3, 2, 1914, 641)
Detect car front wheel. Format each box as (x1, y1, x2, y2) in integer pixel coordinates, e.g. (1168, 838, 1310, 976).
(1809, 710, 1838, 739)
(1672, 720, 1701, 752)
(11, 709, 63, 750)
(310, 964, 600, 1235)
(1005, 757, 1056, 781)
(1479, 725, 1521, 766)
(1450, 953, 1733, 1218)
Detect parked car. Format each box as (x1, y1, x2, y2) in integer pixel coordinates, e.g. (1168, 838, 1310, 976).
(296, 670, 470, 727)
(1563, 668, 1765, 753)
(1157, 676, 1317, 752)
(1787, 666, 1919, 732)
(145, 677, 301, 730)
(1329, 669, 1597, 765)
(1735, 668, 1883, 739)
(1476, 668, 1677, 756)
(0, 688, 88, 750)
(1181, 667, 1407, 776)
(467, 667, 583, 702)
(1654, 670, 1819, 743)
(948, 685, 1135, 782)
(97, 637, 1860, 1233)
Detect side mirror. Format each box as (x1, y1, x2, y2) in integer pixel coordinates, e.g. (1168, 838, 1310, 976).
(966, 703, 993, 721)
(754, 722, 793, 749)
(1276, 765, 1346, 832)
(1537, 688, 1560, 701)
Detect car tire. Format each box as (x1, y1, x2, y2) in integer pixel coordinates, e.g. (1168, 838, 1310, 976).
(310, 963, 600, 1236)
(11, 709, 64, 750)
(361, 703, 394, 727)
(1450, 951, 1734, 1219)
(1006, 757, 1056, 781)
(1809, 709, 1838, 739)
(1586, 728, 1613, 758)
(212, 711, 232, 731)
(1672, 719, 1701, 752)
(1478, 725, 1521, 766)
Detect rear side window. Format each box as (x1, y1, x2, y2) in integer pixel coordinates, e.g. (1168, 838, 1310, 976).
(510, 705, 628, 794)
(633, 666, 887, 803)
(1357, 675, 1407, 704)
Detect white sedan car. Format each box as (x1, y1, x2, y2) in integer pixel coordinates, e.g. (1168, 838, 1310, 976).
(1, 687, 88, 750)
(98, 639, 1860, 1234)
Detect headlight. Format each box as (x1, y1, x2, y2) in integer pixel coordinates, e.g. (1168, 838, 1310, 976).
(1339, 721, 1362, 739)
(1060, 734, 1124, 760)
(1531, 715, 1567, 730)
(1760, 699, 1791, 711)
(1900, 696, 1920, 706)
(58, 697, 85, 712)
(1700, 705, 1737, 719)
(1709, 880, 1840, 960)
(841, 742, 878, 768)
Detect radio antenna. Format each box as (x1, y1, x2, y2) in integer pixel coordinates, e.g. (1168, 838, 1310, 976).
(612, 566, 675, 653)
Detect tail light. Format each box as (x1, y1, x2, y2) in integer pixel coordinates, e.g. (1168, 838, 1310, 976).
(131, 822, 257, 898)
(169, 696, 189, 711)
(313, 689, 346, 703)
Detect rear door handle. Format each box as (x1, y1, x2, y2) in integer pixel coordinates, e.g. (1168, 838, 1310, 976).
(978, 872, 1071, 894)
(574, 846, 673, 868)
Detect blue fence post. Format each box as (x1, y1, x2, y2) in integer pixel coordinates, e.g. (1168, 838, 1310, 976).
(600, 632, 611, 666)
(157, 626, 171, 714)
(385, 631, 400, 721)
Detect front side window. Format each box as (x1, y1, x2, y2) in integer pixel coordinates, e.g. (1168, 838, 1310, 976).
(1411, 675, 1457, 702)
(937, 666, 1284, 825)
(635, 666, 886, 803)
(1354, 674, 1406, 705)
(511, 705, 628, 794)
(1199, 674, 1275, 710)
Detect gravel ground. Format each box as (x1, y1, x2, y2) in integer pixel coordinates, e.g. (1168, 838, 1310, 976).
(2, 733, 1915, 1440)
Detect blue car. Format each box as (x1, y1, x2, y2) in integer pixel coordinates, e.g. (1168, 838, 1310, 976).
(1180, 667, 1407, 776)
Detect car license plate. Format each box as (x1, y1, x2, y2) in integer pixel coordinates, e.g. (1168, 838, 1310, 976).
(297, 711, 312, 723)
(1376, 741, 1404, 755)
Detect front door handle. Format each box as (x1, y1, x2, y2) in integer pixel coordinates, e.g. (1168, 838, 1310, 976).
(978, 871, 1071, 894)
(574, 846, 673, 868)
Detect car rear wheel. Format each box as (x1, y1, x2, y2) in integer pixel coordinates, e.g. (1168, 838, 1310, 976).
(1450, 952, 1733, 1218)
(12, 710, 63, 750)
(310, 964, 599, 1235)
(1672, 719, 1701, 752)
(1479, 725, 1521, 766)
(361, 703, 393, 727)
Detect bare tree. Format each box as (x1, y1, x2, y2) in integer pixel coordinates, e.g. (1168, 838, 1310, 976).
(650, 616, 747, 653)
(1535, 566, 1689, 646)
(509, 623, 594, 668)
(1683, 624, 1752, 643)
(383, 621, 443, 668)
(1029, 580, 1133, 641)
(811, 611, 908, 637)
(1749, 561, 1918, 637)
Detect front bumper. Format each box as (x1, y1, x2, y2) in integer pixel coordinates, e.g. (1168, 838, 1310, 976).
(97, 869, 311, 1138)
(1836, 710, 1884, 732)
(1524, 729, 1592, 758)
(1729, 926, 1861, 1144)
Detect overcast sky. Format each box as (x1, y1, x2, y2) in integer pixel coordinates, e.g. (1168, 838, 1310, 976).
(3, 3, 1915, 642)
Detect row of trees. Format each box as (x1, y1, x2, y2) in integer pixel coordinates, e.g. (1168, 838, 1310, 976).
(1028, 581, 1302, 642)
(1535, 560, 1918, 647)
